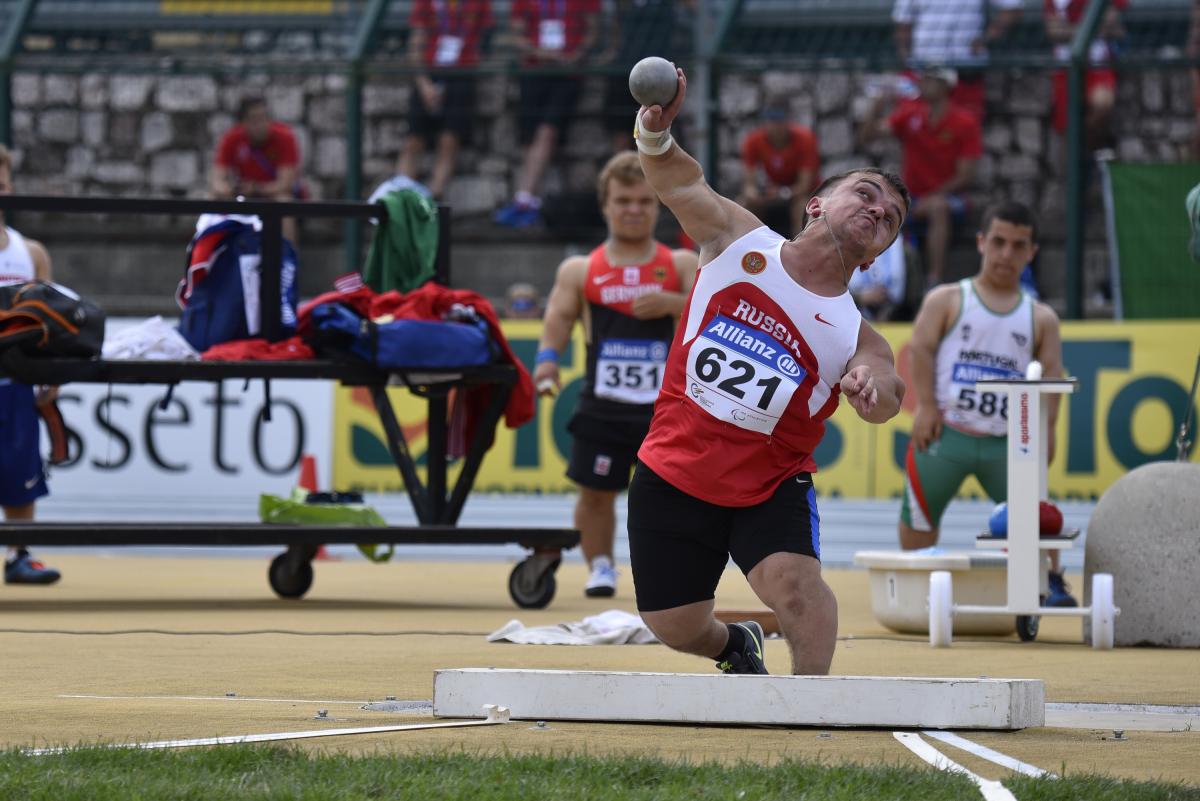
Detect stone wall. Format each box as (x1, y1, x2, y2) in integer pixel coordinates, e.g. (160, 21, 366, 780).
(5, 67, 1194, 316)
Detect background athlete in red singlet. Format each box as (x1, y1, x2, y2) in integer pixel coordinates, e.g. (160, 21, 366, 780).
(628, 68, 910, 676)
(534, 152, 698, 598)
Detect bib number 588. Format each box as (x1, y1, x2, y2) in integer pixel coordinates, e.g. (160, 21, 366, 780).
(957, 388, 1007, 418)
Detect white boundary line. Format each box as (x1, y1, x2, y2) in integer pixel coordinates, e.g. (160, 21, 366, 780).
(893, 732, 1018, 801)
(58, 694, 372, 706)
(28, 705, 509, 755)
(923, 731, 1052, 778)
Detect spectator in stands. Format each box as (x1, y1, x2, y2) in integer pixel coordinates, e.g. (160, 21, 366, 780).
(397, 0, 494, 200)
(0, 144, 62, 586)
(211, 95, 305, 242)
(598, 0, 691, 155)
(493, 0, 600, 228)
(504, 281, 543, 319)
(893, 0, 1023, 121)
(847, 238, 918, 322)
(1044, 0, 1127, 153)
(737, 97, 820, 238)
(860, 66, 982, 289)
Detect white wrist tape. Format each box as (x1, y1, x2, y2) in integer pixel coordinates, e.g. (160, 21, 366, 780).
(634, 111, 673, 156)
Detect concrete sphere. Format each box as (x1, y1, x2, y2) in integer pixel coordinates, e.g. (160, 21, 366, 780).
(1083, 461, 1200, 646)
(629, 57, 678, 108)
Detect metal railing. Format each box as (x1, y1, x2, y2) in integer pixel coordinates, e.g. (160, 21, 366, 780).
(1, 0, 1195, 318)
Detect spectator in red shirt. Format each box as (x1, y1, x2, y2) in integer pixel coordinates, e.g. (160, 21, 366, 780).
(212, 96, 301, 202)
(494, 0, 600, 228)
(737, 98, 820, 237)
(397, 0, 494, 199)
(212, 95, 304, 243)
(1044, 0, 1126, 151)
(860, 67, 981, 288)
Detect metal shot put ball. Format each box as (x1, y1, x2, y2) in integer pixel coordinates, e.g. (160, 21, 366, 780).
(629, 56, 678, 107)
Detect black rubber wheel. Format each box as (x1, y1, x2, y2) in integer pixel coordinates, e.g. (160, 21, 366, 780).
(508, 557, 559, 609)
(269, 552, 314, 599)
(1016, 615, 1040, 642)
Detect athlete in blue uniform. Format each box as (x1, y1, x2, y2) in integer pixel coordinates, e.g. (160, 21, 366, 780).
(0, 144, 61, 585)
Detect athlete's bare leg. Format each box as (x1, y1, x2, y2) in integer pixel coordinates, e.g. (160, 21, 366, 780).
(574, 486, 618, 566)
(747, 552, 837, 675)
(640, 599, 729, 658)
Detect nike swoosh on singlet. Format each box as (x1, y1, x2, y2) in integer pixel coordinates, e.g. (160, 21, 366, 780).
(814, 313, 835, 327)
(592, 273, 619, 285)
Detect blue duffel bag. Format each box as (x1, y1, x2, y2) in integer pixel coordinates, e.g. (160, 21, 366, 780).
(310, 302, 493, 369)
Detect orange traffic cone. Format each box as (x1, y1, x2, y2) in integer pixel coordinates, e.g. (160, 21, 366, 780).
(297, 453, 318, 494)
(296, 454, 338, 562)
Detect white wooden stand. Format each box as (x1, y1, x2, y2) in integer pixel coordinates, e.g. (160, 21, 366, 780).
(928, 378, 1118, 649)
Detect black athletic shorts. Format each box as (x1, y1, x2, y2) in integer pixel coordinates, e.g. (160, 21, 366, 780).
(626, 462, 822, 612)
(517, 75, 580, 144)
(565, 432, 641, 492)
(408, 76, 476, 144)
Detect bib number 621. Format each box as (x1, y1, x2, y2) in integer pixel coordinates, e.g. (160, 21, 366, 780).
(694, 347, 782, 411)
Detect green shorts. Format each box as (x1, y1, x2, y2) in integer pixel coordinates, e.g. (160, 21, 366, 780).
(900, 425, 1007, 531)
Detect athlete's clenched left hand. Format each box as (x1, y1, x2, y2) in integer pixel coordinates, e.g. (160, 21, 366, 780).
(840, 365, 878, 417)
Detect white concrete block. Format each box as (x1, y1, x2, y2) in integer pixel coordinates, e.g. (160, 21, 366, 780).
(434, 669, 1045, 730)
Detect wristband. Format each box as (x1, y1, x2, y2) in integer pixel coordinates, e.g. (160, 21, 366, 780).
(535, 347, 559, 365)
(634, 111, 673, 156)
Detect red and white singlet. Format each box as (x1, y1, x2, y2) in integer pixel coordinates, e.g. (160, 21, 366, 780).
(579, 242, 681, 415)
(637, 227, 863, 506)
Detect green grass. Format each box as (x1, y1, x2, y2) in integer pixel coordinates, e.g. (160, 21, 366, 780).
(0, 748, 1196, 801)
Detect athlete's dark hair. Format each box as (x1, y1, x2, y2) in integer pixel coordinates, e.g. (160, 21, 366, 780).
(237, 94, 269, 122)
(979, 201, 1039, 243)
(812, 167, 910, 212)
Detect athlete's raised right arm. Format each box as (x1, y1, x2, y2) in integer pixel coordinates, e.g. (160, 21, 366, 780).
(637, 69, 760, 262)
(908, 284, 958, 451)
(533, 256, 587, 396)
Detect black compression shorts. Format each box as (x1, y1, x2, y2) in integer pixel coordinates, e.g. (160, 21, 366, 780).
(626, 462, 822, 612)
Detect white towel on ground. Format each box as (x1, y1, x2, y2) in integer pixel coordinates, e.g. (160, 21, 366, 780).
(487, 609, 658, 645)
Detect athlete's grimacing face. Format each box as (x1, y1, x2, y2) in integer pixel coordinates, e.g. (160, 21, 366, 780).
(603, 178, 659, 242)
(977, 218, 1038, 284)
(819, 174, 906, 262)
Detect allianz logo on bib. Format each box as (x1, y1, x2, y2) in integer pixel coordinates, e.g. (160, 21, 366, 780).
(598, 339, 667, 361)
(951, 362, 1020, 383)
(703, 315, 805, 378)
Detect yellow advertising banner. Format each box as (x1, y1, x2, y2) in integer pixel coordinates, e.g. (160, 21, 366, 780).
(332, 320, 1200, 501)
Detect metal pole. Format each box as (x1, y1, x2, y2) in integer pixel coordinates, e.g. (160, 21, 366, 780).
(345, 69, 364, 271)
(1064, 0, 1111, 320)
(0, 0, 41, 147)
(344, 0, 393, 274)
(260, 213, 284, 342)
(695, 0, 744, 190)
(0, 74, 10, 147)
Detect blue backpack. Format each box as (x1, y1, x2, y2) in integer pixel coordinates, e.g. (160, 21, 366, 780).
(176, 217, 298, 352)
